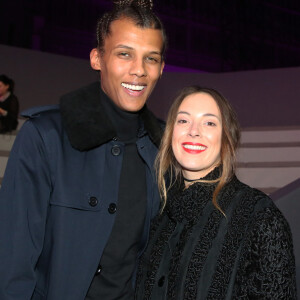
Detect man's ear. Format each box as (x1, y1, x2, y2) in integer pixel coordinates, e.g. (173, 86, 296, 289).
(90, 48, 101, 71)
(160, 61, 165, 78)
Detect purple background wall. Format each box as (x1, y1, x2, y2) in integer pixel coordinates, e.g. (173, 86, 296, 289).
(2, 44, 299, 128)
(148, 68, 300, 127)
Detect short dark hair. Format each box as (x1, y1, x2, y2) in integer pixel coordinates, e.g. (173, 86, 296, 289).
(96, 0, 167, 59)
(0, 74, 14, 93)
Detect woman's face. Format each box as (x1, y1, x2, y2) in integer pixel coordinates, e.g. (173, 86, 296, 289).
(172, 92, 222, 180)
(0, 81, 9, 97)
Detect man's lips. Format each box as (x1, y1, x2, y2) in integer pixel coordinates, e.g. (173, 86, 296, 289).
(182, 142, 207, 154)
(121, 82, 146, 91)
(121, 82, 147, 97)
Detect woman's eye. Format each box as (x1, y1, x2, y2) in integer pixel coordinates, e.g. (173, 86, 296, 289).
(177, 119, 187, 124)
(205, 121, 216, 126)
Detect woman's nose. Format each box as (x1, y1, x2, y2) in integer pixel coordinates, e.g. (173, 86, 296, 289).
(188, 123, 201, 137)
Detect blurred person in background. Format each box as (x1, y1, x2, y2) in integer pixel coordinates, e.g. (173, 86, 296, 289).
(0, 74, 19, 133)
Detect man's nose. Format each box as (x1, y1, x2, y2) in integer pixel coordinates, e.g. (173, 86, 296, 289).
(130, 58, 147, 77)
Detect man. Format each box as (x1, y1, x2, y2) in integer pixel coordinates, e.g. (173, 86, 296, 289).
(0, 1, 166, 299)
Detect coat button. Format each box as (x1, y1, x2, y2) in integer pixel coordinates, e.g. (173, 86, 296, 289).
(95, 264, 102, 276)
(158, 276, 165, 287)
(89, 196, 98, 207)
(111, 145, 121, 156)
(108, 203, 117, 214)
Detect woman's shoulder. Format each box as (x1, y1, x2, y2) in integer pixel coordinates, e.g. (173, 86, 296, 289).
(228, 177, 293, 234)
(232, 179, 297, 298)
(232, 177, 274, 209)
(233, 178, 293, 240)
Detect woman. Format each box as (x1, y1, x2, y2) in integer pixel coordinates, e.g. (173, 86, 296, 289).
(0, 74, 19, 133)
(135, 86, 297, 299)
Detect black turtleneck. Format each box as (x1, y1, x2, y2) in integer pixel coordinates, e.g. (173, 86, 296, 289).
(100, 91, 140, 142)
(85, 90, 147, 299)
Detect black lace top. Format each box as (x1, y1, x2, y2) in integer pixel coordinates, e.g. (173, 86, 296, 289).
(135, 168, 297, 299)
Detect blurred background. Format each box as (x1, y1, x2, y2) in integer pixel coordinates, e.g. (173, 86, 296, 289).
(1, 0, 300, 72)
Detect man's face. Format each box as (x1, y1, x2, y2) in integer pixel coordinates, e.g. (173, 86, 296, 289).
(90, 18, 165, 112)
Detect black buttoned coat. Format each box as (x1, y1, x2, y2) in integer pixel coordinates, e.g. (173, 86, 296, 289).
(0, 82, 162, 299)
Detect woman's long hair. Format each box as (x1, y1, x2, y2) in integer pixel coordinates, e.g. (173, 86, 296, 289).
(156, 86, 241, 212)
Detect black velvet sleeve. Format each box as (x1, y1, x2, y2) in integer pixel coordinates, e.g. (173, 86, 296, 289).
(233, 206, 297, 299)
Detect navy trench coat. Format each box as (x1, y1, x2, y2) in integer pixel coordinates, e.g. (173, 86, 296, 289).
(0, 83, 162, 299)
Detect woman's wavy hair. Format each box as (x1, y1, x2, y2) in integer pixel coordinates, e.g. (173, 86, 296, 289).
(156, 86, 241, 212)
(96, 0, 167, 60)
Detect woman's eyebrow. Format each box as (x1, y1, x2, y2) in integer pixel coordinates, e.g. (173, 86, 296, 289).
(177, 111, 190, 116)
(203, 113, 220, 119)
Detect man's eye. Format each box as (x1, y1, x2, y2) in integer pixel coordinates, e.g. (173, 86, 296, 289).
(146, 56, 159, 63)
(118, 52, 130, 57)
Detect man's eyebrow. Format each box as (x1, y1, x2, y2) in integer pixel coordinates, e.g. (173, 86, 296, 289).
(114, 45, 133, 50)
(114, 45, 162, 55)
(148, 50, 162, 55)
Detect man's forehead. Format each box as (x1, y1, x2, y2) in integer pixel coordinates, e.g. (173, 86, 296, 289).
(104, 19, 164, 52)
(109, 19, 160, 35)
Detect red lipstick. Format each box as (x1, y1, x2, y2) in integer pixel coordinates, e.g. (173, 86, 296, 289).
(182, 142, 207, 154)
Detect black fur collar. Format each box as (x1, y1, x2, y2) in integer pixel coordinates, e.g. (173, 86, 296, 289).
(60, 81, 163, 151)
